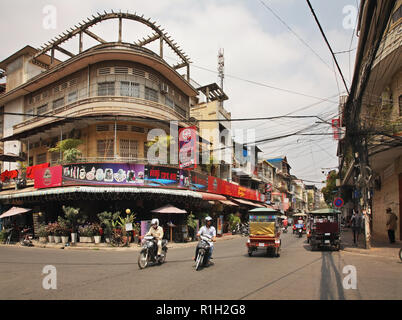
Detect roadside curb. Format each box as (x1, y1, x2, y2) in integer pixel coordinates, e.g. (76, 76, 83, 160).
(0, 234, 242, 252)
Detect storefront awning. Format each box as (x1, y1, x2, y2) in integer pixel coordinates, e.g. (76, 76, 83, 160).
(0, 206, 31, 219)
(231, 198, 264, 207)
(0, 186, 203, 200)
(219, 200, 239, 207)
(198, 192, 227, 201)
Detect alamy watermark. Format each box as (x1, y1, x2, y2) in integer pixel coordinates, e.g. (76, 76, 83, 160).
(43, 5, 57, 30)
(342, 5, 358, 30)
(42, 265, 57, 290)
(342, 265, 357, 289)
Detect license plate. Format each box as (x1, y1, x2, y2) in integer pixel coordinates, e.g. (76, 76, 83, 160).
(325, 233, 330, 236)
(259, 243, 265, 247)
(325, 240, 330, 244)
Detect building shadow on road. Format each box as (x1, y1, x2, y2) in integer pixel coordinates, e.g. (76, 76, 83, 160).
(319, 251, 346, 300)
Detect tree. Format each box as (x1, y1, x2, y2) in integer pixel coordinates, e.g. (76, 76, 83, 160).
(321, 171, 338, 206)
(49, 139, 83, 164)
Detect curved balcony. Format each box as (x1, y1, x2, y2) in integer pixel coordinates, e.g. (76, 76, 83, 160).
(13, 84, 190, 136)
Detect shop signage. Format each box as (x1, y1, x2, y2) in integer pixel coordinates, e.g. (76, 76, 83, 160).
(189, 171, 208, 191)
(62, 163, 145, 186)
(179, 126, 198, 169)
(145, 165, 180, 187)
(36, 163, 266, 203)
(34, 165, 63, 189)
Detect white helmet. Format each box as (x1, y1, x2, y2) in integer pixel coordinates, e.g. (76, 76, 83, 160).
(205, 216, 213, 222)
(151, 218, 159, 226)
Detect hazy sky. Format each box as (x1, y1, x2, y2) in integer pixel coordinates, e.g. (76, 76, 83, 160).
(0, 0, 360, 187)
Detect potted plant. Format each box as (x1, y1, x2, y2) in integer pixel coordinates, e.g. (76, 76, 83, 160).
(186, 213, 198, 241)
(97, 211, 121, 243)
(57, 216, 70, 244)
(63, 206, 86, 243)
(46, 223, 55, 243)
(133, 223, 141, 244)
(116, 214, 135, 245)
(228, 213, 241, 234)
(93, 223, 102, 244)
(37, 224, 49, 243)
(53, 222, 62, 243)
(78, 224, 95, 243)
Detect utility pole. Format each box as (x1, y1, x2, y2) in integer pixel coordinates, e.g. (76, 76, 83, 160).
(218, 48, 224, 107)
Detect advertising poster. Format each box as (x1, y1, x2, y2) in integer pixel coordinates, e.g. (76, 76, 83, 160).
(178, 126, 198, 169)
(34, 165, 63, 189)
(179, 169, 191, 188)
(145, 166, 180, 187)
(62, 163, 145, 186)
(189, 171, 208, 191)
(217, 215, 223, 235)
(141, 220, 151, 236)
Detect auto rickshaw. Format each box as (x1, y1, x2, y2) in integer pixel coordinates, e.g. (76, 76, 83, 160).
(292, 213, 307, 235)
(308, 208, 341, 251)
(246, 208, 281, 257)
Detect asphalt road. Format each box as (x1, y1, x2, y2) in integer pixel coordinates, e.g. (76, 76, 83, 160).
(0, 232, 401, 300)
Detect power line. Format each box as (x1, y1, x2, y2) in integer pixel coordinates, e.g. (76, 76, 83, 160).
(305, 0, 350, 95)
(258, 0, 333, 72)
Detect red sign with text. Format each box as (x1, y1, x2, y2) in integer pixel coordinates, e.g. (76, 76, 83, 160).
(34, 165, 63, 189)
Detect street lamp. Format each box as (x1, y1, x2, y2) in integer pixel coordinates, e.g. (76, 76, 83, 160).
(126, 209, 131, 215)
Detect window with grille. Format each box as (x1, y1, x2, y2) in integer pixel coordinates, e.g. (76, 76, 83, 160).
(114, 67, 129, 74)
(165, 97, 174, 108)
(116, 124, 128, 131)
(61, 82, 68, 90)
(52, 97, 64, 109)
(96, 124, 109, 132)
(37, 104, 48, 115)
(36, 153, 47, 164)
(132, 68, 145, 77)
(68, 91, 78, 103)
(120, 139, 139, 158)
(120, 81, 140, 97)
(98, 67, 111, 75)
(51, 152, 61, 163)
(145, 87, 158, 102)
(144, 141, 149, 159)
(0, 106, 3, 137)
(131, 126, 145, 133)
(69, 79, 77, 87)
(97, 139, 114, 158)
(97, 82, 115, 96)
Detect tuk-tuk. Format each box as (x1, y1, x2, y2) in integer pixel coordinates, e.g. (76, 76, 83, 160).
(308, 208, 341, 251)
(246, 208, 281, 257)
(292, 213, 307, 234)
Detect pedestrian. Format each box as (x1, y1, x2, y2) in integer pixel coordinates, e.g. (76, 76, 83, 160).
(385, 208, 398, 244)
(350, 211, 362, 246)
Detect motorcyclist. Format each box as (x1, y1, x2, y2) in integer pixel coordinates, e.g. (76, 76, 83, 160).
(194, 216, 216, 265)
(146, 218, 164, 258)
(283, 218, 288, 231)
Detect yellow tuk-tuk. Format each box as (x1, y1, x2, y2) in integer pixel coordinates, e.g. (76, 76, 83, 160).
(246, 208, 281, 257)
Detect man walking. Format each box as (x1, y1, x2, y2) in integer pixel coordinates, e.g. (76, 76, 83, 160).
(386, 208, 398, 244)
(350, 210, 362, 246)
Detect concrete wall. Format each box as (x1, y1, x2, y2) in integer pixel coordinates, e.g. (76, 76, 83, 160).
(372, 156, 402, 240)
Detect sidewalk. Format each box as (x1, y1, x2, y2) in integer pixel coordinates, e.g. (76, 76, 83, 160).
(0, 233, 241, 252)
(341, 227, 401, 260)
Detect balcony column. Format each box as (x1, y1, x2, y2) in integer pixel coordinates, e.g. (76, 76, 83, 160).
(60, 126, 62, 161)
(114, 119, 117, 158)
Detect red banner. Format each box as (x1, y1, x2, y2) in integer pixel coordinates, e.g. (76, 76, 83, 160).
(34, 165, 63, 189)
(179, 126, 198, 169)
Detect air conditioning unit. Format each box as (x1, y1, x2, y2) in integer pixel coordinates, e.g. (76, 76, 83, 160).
(160, 83, 169, 94)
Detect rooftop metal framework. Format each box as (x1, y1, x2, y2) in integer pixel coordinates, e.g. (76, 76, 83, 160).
(32, 11, 192, 78)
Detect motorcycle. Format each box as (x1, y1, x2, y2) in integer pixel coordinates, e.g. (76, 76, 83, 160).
(282, 226, 288, 233)
(138, 235, 168, 269)
(195, 234, 212, 271)
(20, 227, 33, 247)
(241, 223, 249, 236)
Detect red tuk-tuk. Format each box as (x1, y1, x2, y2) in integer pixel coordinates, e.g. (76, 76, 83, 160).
(308, 208, 341, 251)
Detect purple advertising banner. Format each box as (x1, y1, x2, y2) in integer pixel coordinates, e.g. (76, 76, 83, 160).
(62, 163, 145, 186)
